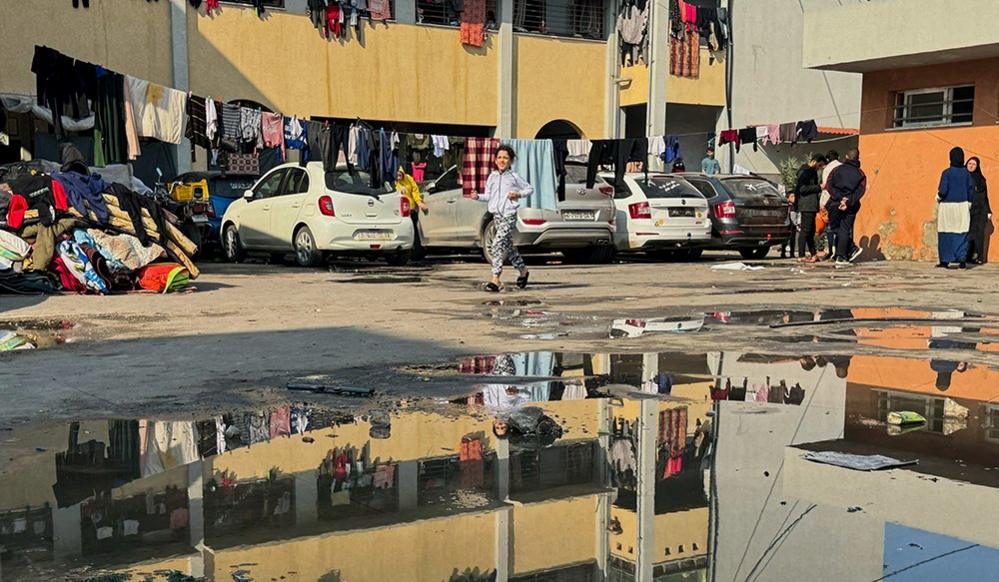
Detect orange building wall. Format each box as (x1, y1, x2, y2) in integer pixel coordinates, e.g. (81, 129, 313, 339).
(855, 59, 999, 261)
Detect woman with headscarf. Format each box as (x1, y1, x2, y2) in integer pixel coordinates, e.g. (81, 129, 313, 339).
(966, 156, 991, 264)
(935, 147, 974, 269)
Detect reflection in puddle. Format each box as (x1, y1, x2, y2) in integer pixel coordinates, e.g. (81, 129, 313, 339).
(2, 350, 999, 580)
(0, 320, 76, 352)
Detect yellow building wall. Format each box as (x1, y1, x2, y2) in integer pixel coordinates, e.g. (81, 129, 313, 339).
(213, 411, 495, 480)
(654, 507, 709, 560)
(514, 36, 606, 138)
(512, 497, 599, 573)
(618, 49, 726, 108)
(0, 0, 174, 93)
(213, 512, 496, 581)
(187, 8, 498, 125)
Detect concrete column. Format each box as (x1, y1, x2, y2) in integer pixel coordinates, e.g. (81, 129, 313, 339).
(595, 493, 612, 580)
(52, 504, 82, 559)
(495, 506, 512, 581)
(395, 0, 417, 24)
(645, 0, 669, 158)
(635, 398, 658, 582)
(604, 0, 622, 139)
(496, 0, 516, 138)
(295, 469, 319, 526)
(642, 353, 659, 390)
(187, 459, 207, 577)
(496, 435, 511, 501)
(169, 0, 192, 174)
(398, 460, 419, 511)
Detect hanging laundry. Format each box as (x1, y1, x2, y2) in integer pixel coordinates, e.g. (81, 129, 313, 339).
(778, 122, 797, 144)
(95, 69, 128, 164)
(306, 120, 326, 165)
(670, 25, 699, 78)
(617, 3, 648, 66)
(284, 116, 308, 160)
(431, 135, 450, 158)
(368, 0, 391, 21)
(239, 107, 263, 148)
(348, 124, 361, 165)
(585, 138, 649, 190)
(462, 137, 499, 198)
(270, 406, 291, 438)
(124, 76, 186, 145)
(308, 0, 327, 33)
(738, 127, 758, 152)
(261, 112, 285, 157)
(767, 124, 781, 146)
(379, 129, 399, 185)
(205, 97, 217, 143)
(718, 129, 740, 152)
(756, 125, 769, 145)
(649, 135, 666, 160)
(218, 102, 242, 152)
(662, 136, 681, 164)
(795, 119, 818, 143)
(185, 94, 212, 151)
(502, 139, 559, 211)
(460, 0, 486, 47)
(566, 139, 591, 158)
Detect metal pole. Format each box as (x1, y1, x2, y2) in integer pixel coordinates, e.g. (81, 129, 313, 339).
(725, 0, 735, 173)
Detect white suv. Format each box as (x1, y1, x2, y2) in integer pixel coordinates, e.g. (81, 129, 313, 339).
(221, 162, 415, 267)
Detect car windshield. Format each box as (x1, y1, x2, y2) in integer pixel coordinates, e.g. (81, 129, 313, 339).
(636, 177, 704, 199)
(324, 170, 394, 196)
(210, 177, 257, 199)
(722, 178, 782, 200)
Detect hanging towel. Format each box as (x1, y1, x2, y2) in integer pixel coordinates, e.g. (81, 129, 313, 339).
(738, 127, 758, 152)
(124, 76, 186, 145)
(649, 136, 667, 159)
(566, 139, 591, 157)
(779, 122, 797, 144)
(460, 0, 486, 47)
(502, 139, 559, 211)
(767, 124, 781, 145)
(431, 135, 450, 158)
(756, 125, 769, 145)
(462, 137, 499, 198)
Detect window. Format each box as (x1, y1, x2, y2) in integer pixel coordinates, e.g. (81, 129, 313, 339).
(417, 0, 498, 28)
(565, 162, 591, 186)
(636, 177, 704, 200)
(253, 169, 287, 200)
(324, 170, 393, 195)
(893, 85, 975, 128)
(428, 165, 461, 193)
(875, 390, 946, 433)
(513, 0, 605, 38)
(281, 168, 310, 195)
(987, 405, 999, 443)
(685, 178, 718, 199)
(720, 178, 783, 201)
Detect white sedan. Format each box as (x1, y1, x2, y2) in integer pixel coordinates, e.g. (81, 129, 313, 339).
(221, 162, 414, 267)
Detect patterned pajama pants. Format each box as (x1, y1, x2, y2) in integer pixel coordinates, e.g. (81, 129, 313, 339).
(491, 213, 526, 277)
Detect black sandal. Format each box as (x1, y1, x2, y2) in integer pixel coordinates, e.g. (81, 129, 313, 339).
(516, 272, 530, 289)
(485, 282, 501, 293)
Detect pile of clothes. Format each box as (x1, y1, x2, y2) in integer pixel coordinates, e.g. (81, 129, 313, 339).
(0, 147, 198, 296)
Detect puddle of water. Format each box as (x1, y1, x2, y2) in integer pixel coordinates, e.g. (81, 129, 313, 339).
(348, 276, 424, 284)
(3, 350, 999, 580)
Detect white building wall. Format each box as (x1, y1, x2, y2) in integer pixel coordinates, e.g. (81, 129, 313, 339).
(715, 0, 863, 176)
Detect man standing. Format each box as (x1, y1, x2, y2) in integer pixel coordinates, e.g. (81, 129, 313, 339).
(795, 154, 826, 261)
(826, 149, 867, 265)
(701, 147, 721, 175)
(820, 150, 843, 259)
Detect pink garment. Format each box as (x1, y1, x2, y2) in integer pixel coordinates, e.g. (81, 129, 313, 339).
(373, 464, 395, 488)
(269, 406, 291, 438)
(368, 0, 391, 20)
(261, 112, 285, 155)
(767, 124, 781, 145)
(411, 163, 427, 183)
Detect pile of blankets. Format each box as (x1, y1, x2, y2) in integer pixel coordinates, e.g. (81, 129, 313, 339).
(0, 154, 198, 296)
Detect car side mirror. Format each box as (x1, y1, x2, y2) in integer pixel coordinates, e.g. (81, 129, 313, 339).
(243, 190, 254, 200)
(426, 184, 437, 194)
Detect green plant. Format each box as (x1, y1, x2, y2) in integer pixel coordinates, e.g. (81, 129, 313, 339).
(778, 156, 805, 193)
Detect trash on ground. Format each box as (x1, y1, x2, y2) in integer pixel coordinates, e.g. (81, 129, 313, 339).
(804, 451, 918, 471)
(711, 262, 765, 271)
(0, 330, 35, 351)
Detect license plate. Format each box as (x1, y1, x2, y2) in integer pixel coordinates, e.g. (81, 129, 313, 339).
(355, 231, 392, 241)
(562, 211, 595, 221)
(669, 208, 696, 218)
(191, 215, 208, 224)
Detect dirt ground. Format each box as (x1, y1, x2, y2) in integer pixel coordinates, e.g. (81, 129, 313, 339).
(2, 253, 998, 423)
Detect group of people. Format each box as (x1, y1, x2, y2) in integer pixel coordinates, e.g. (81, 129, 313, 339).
(787, 148, 867, 264)
(936, 147, 990, 268)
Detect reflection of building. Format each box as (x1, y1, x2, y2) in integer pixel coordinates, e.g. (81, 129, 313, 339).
(0, 399, 617, 581)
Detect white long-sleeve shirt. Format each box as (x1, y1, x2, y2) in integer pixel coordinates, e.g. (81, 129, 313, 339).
(480, 169, 534, 216)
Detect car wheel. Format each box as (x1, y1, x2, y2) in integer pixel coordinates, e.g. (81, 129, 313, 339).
(387, 249, 412, 266)
(481, 219, 497, 264)
(293, 226, 323, 267)
(222, 224, 245, 263)
(739, 246, 771, 260)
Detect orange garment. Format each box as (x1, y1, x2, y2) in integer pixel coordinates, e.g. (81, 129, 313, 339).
(460, 0, 486, 47)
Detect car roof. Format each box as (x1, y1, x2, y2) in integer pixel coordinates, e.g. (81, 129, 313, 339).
(680, 172, 774, 181)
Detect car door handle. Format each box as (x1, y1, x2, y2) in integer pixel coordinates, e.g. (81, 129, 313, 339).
(291, 203, 302, 209)
(447, 200, 457, 204)
(262, 205, 271, 211)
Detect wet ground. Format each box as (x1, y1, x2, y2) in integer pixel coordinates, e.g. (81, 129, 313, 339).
(2, 348, 999, 581)
(4, 258, 999, 579)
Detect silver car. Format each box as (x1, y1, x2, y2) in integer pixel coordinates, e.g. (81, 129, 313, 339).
(417, 163, 617, 263)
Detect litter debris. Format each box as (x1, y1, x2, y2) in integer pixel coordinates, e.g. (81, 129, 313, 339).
(887, 411, 926, 425)
(711, 262, 765, 271)
(0, 330, 35, 351)
(803, 451, 917, 471)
